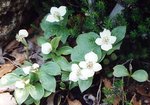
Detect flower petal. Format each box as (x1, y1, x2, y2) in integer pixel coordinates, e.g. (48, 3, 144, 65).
(69, 72, 79, 82)
(101, 44, 112, 51)
(109, 36, 117, 44)
(93, 63, 102, 72)
(79, 70, 89, 80)
(84, 51, 98, 62)
(81, 69, 95, 77)
(46, 14, 56, 22)
(58, 6, 66, 16)
(71, 64, 80, 72)
(100, 28, 111, 38)
(50, 7, 58, 15)
(95, 38, 102, 45)
(79, 61, 87, 69)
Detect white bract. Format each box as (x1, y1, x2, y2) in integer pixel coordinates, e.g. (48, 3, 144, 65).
(95, 29, 117, 51)
(41, 42, 52, 54)
(16, 29, 28, 42)
(22, 66, 31, 75)
(46, 6, 66, 22)
(79, 52, 102, 78)
(15, 80, 25, 89)
(69, 64, 88, 82)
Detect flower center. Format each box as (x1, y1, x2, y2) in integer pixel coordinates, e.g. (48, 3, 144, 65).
(87, 61, 93, 69)
(102, 36, 110, 44)
(76, 69, 81, 76)
(53, 12, 61, 20)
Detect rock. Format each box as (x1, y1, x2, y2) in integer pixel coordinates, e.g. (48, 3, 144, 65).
(0, 0, 29, 46)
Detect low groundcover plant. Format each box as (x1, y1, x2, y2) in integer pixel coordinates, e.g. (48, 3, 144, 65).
(0, 3, 149, 105)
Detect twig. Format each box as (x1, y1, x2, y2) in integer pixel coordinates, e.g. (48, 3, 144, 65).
(3, 57, 20, 68)
(122, 59, 133, 65)
(96, 79, 102, 105)
(130, 93, 136, 104)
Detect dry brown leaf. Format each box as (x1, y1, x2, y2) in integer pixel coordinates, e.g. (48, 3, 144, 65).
(103, 78, 112, 89)
(136, 85, 150, 97)
(4, 40, 19, 52)
(0, 63, 15, 77)
(0, 92, 17, 105)
(113, 96, 120, 105)
(11, 49, 26, 64)
(0, 49, 26, 77)
(67, 97, 82, 105)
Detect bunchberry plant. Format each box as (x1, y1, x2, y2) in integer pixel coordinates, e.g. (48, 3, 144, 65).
(0, 1, 149, 105)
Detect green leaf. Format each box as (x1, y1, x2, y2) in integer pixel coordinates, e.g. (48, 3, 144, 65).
(53, 56, 71, 71)
(13, 68, 26, 76)
(14, 88, 29, 105)
(37, 36, 47, 46)
(40, 15, 70, 43)
(69, 82, 78, 90)
(40, 61, 61, 76)
(38, 71, 56, 92)
(61, 71, 70, 81)
(57, 46, 73, 55)
(131, 70, 148, 82)
(113, 65, 129, 77)
(107, 42, 122, 55)
(111, 26, 126, 44)
(27, 83, 44, 101)
(51, 36, 61, 51)
(71, 32, 102, 62)
(0, 73, 20, 87)
(78, 77, 93, 92)
(43, 91, 52, 97)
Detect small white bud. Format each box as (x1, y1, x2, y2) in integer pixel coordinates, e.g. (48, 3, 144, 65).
(41, 42, 52, 54)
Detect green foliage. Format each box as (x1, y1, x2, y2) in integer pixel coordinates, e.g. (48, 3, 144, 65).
(38, 70, 56, 92)
(0, 73, 20, 87)
(40, 61, 61, 76)
(71, 32, 102, 62)
(131, 70, 148, 82)
(113, 65, 149, 82)
(113, 65, 129, 77)
(14, 88, 29, 105)
(50, 36, 61, 51)
(78, 77, 93, 92)
(27, 84, 44, 101)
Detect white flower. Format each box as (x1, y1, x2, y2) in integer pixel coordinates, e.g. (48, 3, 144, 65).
(15, 80, 25, 89)
(22, 66, 31, 75)
(79, 52, 102, 78)
(16, 29, 28, 42)
(41, 42, 52, 54)
(95, 29, 117, 51)
(32, 63, 39, 69)
(46, 6, 66, 22)
(69, 64, 88, 82)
